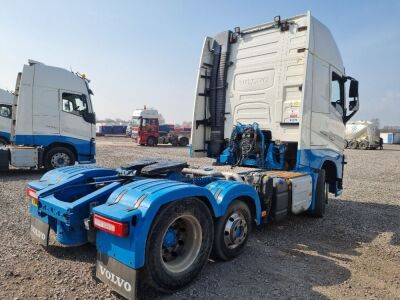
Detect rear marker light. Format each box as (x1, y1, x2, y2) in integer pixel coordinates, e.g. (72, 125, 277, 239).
(93, 214, 129, 237)
(26, 187, 38, 200)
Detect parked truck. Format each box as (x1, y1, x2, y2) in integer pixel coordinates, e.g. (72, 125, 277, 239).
(28, 13, 359, 300)
(0, 60, 96, 170)
(345, 120, 380, 149)
(128, 107, 190, 146)
(0, 89, 13, 145)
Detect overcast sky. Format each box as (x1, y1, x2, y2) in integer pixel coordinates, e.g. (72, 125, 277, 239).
(1, 0, 399, 125)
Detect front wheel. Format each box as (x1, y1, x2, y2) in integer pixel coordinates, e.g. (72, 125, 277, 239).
(143, 198, 213, 293)
(44, 147, 75, 170)
(212, 200, 251, 261)
(146, 136, 157, 146)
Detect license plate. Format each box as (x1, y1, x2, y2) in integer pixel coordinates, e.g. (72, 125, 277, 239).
(30, 217, 50, 247)
(31, 198, 38, 206)
(96, 252, 137, 300)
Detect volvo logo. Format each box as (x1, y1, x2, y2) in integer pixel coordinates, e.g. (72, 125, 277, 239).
(99, 265, 132, 292)
(30, 225, 46, 240)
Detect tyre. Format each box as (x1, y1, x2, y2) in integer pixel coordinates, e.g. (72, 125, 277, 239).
(147, 136, 156, 146)
(348, 140, 358, 149)
(179, 137, 189, 147)
(344, 140, 349, 149)
(44, 147, 76, 170)
(309, 169, 327, 218)
(212, 200, 251, 261)
(143, 198, 213, 293)
(358, 140, 369, 150)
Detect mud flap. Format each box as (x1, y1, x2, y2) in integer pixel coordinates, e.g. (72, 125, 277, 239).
(30, 217, 50, 247)
(96, 252, 137, 300)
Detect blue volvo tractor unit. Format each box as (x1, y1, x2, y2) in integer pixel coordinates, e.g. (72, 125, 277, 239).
(28, 13, 359, 300)
(28, 151, 323, 299)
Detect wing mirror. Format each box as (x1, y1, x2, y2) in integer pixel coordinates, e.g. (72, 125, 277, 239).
(344, 77, 359, 123)
(348, 79, 359, 112)
(83, 111, 96, 124)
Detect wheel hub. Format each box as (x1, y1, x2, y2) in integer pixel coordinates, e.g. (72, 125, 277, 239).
(224, 212, 248, 249)
(51, 153, 70, 168)
(161, 215, 202, 274)
(163, 228, 178, 248)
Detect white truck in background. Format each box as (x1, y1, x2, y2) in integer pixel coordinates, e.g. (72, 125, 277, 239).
(0, 89, 13, 145)
(0, 60, 96, 170)
(345, 121, 380, 150)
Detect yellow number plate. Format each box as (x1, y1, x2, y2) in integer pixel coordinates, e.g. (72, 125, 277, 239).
(31, 198, 38, 206)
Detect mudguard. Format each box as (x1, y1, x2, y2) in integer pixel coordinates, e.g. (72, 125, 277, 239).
(205, 180, 262, 224)
(94, 178, 220, 269)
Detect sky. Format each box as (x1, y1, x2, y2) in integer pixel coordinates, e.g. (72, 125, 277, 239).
(0, 0, 399, 126)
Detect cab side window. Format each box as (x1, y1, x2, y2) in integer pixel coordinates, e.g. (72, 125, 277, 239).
(331, 72, 344, 115)
(0, 104, 12, 119)
(62, 93, 88, 117)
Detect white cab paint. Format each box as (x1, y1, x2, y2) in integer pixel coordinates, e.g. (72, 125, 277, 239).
(192, 12, 349, 161)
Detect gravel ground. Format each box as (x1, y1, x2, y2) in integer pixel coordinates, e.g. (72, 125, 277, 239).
(1, 136, 399, 300)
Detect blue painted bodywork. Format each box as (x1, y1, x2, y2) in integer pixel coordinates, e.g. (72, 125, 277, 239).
(14, 134, 95, 163)
(29, 166, 120, 246)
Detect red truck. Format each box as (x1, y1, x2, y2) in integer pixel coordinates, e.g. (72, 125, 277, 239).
(128, 108, 190, 146)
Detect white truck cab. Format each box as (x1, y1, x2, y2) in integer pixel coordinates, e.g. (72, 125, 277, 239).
(0, 60, 96, 170)
(191, 12, 359, 195)
(0, 89, 13, 145)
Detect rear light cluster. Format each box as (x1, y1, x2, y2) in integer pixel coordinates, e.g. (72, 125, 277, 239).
(26, 187, 38, 200)
(93, 214, 129, 237)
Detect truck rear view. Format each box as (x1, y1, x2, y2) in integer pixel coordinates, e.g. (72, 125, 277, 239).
(28, 12, 359, 300)
(192, 12, 359, 195)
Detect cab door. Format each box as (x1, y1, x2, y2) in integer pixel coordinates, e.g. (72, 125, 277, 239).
(310, 59, 345, 152)
(59, 90, 93, 141)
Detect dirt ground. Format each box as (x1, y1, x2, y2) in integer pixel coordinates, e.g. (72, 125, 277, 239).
(0, 136, 399, 300)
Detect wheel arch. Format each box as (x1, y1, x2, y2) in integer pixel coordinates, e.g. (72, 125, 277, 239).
(114, 182, 220, 269)
(0, 136, 10, 145)
(321, 159, 338, 193)
(45, 142, 78, 159)
(206, 180, 262, 225)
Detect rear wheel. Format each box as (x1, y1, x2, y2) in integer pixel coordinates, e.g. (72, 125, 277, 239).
(212, 200, 251, 261)
(344, 140, 349, 148)
(309, 169, 327, 218)
(348, 140, 358, 149)
(143, 198, 213, 293)
(44, 147, 75, 170)
(179, 137, 189, 147)
(358, 140, 369, 150)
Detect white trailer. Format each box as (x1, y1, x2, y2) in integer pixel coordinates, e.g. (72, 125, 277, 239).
(0, 60, 96, 170)
(345, 121, 380, 149)
(0, 89, 13, 145)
